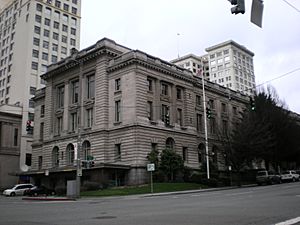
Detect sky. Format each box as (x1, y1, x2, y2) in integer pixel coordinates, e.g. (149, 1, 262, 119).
(80, 0, 300, 113)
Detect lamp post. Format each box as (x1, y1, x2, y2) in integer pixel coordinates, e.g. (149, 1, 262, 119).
(74, 59, 83, 198)
(201, 70, 210, 179)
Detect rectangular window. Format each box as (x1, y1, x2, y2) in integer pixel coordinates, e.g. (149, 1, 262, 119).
(57, 85, 64, 108)
(147, 101, 153, 121)
(177, 108, 182, 126)
(31, 62, 38, 70)
(32, 49, 39, 58)
(43, 40, 49, 49)
(71, 28, 76, 35)
(53, 32, 59, 40)
(55, 0, 61, 8)
(161, 104, 169, 123)
(182, 147, 188, 162)
(40, 122, 44, 140)
(71, 7, 77, 14)
(36, 3, 42, 12)
(196, 114, 202, 132)
(26, 154, 32, 166)
(38, 156, 42, 170)
(161, 83, 168, 96)
(44, 29, 49, 37)
(44, 18, 50, 26)
(51, 55, 57, 63)
(115, 100, 121, 122)
(115, 78, 121, 91)
(56, 116, 63, 134)
(71, 80, 79, 104)
(42, 52, 48, 60)
(52, 43, 58, 51)
(86, 108, 93, 128)
(13, 128, 18, 146)
(86, 75, 95, 99)
(34, 26, 41, 34)
(41, 105, 45, 117)
(63, 3, 69, 11)
(176, 88, 182, 100)
(147, 78, 153, 92)
(70, 38, 76, 46)
(35, 15, 41, 23)
(115, 144, 121, 161)
(222, 103, 227, 113)
(53, 21, 59, 29)
(62, 35, 67, 43)
(62, 24, 68, 32)
(71, 112, 77, 131)
(196, 95, 201, 106)
(33, 38, 40, 46)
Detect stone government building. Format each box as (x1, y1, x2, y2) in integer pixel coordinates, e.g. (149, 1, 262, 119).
(28, 38, 249, 188)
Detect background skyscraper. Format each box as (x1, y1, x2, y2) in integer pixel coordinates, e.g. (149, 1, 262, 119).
(0, 0, 81, 172)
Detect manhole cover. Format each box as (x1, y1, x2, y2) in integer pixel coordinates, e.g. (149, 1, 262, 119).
(93, 216, 116, 220)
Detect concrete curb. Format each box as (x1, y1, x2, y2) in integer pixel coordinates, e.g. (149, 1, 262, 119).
(22, 197, 76, 201)
(142, 184, 257, 198)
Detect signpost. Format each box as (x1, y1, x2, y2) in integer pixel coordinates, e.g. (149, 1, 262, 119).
(147, 163, 155, 194)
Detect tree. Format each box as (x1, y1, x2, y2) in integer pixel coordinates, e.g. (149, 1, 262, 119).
(159, 148, 184, 181)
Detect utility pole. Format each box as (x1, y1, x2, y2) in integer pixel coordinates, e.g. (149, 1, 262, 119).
(201, 71, 210, 179)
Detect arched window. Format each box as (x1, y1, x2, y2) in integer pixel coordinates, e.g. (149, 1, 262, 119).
(52, 146, 59, 167)
(198, 143, 205, 163)
(66, 143, 75, 165)
(166, 137, 175, 150)
(82, 140, 91, 160)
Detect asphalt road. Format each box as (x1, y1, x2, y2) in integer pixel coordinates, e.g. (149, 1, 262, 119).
(1, 182, 300, 225)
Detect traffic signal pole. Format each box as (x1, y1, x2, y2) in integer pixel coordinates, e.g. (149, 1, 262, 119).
(201, 73, 210, 180)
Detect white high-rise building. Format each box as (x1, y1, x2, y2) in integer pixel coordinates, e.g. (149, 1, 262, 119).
(0, 0, 81, 172)
(205, 40, 255, 96)
(172, 40, 255, 96)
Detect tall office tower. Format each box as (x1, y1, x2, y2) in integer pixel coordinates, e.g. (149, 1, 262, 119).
(205, 40, 255, 96)
(0, 0, 81, 172)
(172, 40, 255, 96)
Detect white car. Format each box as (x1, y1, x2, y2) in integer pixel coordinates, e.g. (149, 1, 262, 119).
(2, 184, 34, 196)
(281, 170, 300, 182)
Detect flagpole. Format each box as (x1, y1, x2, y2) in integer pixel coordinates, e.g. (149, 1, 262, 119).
(200, 68, 210, 179)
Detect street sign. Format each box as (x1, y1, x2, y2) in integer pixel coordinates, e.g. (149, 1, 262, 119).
(77, 168, 82, 177)
(147, 163, 155, 172)
(74, 143, 78, 160)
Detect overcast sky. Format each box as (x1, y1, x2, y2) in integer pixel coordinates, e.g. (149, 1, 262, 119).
(80, 0, 300, 113)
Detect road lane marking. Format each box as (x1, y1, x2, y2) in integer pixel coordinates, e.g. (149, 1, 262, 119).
(274, 216, 300, 225)
(226, 191, 253, 196)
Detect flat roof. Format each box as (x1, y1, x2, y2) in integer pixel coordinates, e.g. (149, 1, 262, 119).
(205, 40, 254, 56)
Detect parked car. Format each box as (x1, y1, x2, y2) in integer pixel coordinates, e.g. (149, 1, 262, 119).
(2, 184, 35, 196)
(280, 170, 300, 182)
(24, 185, 56, 196)
(256, 170, 281, 185)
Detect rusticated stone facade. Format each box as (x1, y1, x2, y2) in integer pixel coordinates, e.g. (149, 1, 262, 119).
(29, 38, 248, 188)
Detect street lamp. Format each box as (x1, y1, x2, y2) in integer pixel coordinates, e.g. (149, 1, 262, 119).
(69, 56, 83, 198)
(201, 70, 210, 179)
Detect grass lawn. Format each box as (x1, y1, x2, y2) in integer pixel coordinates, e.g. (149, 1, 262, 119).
(80, 183, 205, 197)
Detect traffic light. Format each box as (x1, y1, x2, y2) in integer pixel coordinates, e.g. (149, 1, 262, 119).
(206, 107, 211, 119)
(229, 0, 245, 14)
(89, 160, 95, 168)
(26, 120, 33, 131)
(81, 160, 87, 168)
(165, 114, 170, 125)
(250, 97, 256, 111)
